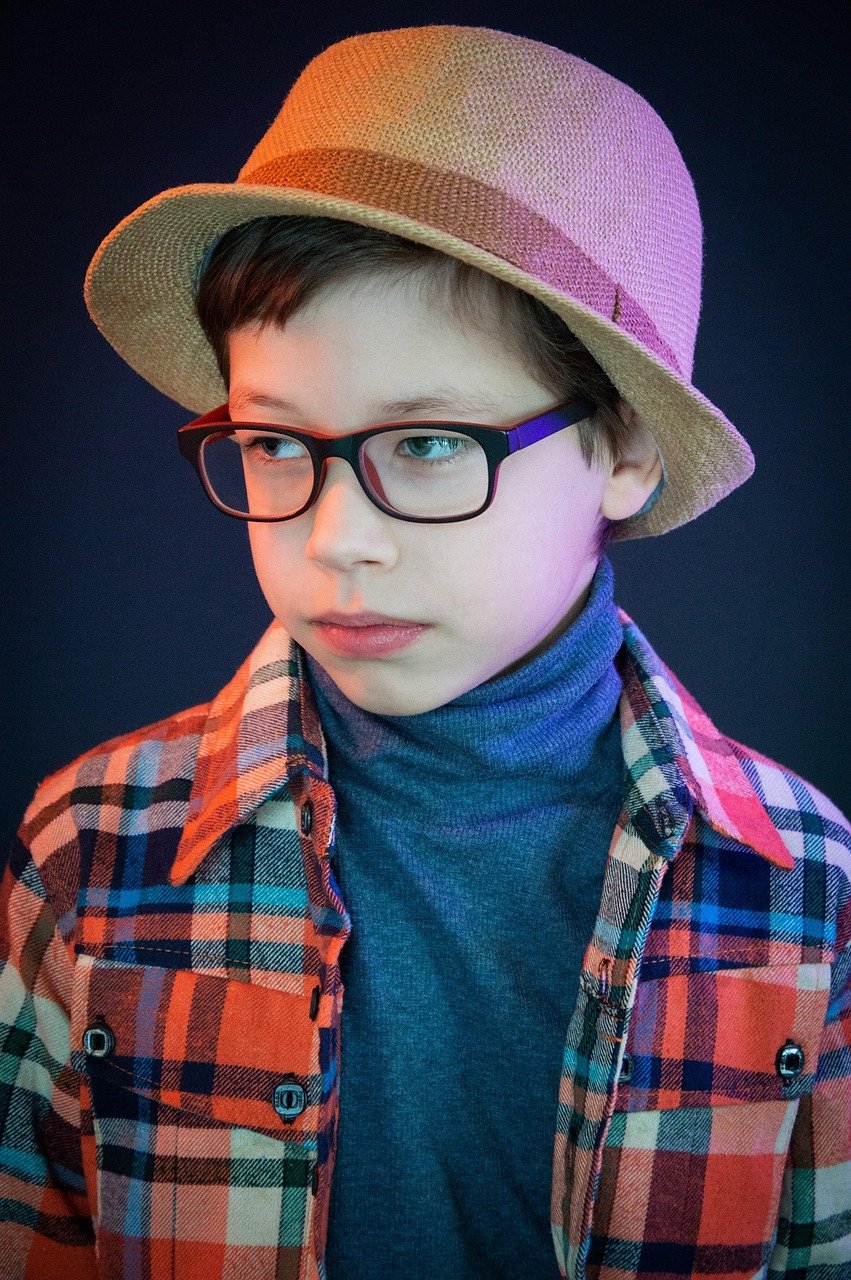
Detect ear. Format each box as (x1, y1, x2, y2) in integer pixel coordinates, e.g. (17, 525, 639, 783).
(598, 402, 664, 521)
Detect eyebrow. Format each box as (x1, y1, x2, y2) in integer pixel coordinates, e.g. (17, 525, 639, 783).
(228, 387, 505, 421)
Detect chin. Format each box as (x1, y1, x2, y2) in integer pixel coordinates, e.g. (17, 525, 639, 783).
(350, 689, 441, 717)
(332, 673, 454, 717)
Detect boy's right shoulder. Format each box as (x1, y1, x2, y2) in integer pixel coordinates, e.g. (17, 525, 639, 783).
(16, 618, 303, 879)
(17, 696, 214, 865)
(8, 620, 311, 952)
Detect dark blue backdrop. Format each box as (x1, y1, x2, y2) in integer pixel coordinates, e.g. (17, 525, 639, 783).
(4, 0, 849, 854)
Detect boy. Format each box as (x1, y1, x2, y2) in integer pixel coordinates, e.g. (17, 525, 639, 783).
(1, 23, 848, 1280)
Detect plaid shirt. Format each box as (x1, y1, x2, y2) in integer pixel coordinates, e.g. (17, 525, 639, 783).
(2, 609, 849, 1280)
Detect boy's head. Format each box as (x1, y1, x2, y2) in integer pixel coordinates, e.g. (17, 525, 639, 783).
(83, 24, 758, 711)
(191, 214, 663, 713)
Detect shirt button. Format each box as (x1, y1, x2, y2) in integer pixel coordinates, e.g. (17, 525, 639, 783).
(657, 807, 677, 839)
(775, 1040, 805, 1082)
(309, 985, 321, 1020)
(83, 1023, 115, 1058)
(300, 800, 314, 836)
(273, 1078, 307, 1123)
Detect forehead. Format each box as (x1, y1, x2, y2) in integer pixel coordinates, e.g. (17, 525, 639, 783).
(226, 274, 548, 426)
(228, 385, 508, 421)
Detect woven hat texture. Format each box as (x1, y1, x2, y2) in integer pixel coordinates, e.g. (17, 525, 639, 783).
(83, 23, 755, 540)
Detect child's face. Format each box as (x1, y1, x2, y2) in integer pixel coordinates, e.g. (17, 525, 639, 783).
(228, 273, 655, 715)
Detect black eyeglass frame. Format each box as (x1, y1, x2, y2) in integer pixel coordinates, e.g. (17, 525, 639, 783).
(177, 397, 595, 524)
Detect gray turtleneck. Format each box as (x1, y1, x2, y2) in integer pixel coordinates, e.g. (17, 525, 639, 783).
(305, 554, 627, 1279)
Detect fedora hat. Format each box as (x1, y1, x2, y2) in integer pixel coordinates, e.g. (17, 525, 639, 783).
(83, 23, 755, 541)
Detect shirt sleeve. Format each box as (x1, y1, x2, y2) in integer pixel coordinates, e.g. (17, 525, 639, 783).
(0, 829, 96, 1278)
(767, 935, 851, 1277)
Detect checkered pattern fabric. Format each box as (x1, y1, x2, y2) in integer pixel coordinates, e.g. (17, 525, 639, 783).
(2, 609, 849, 1279)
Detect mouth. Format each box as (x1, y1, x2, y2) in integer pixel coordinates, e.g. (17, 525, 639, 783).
(311, 610, 429, 628)
(311, 615, 433, 657)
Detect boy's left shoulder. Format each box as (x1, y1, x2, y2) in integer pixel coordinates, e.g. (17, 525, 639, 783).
(718, 721, 850, 847)
(615, 606, 851, 888)
(706, 723, 851, 944)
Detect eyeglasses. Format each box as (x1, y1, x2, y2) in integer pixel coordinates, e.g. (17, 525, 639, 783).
(177, 397, 595, 524)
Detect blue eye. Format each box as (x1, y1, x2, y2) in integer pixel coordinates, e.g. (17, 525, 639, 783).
(396, 434, 474, 463)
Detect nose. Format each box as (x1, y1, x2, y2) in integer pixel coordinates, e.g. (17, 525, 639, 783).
(303, 458, 399, 569)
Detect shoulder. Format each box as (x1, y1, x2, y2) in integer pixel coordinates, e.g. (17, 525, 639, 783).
(616, 602, 850, 854)
(728, 730, 851, 928)
(11, 698, 212, 926)
(615, 607, 851, 957)
(10, 619, 303, 932)
(671, 723, 851, 970)
(21, 698, 211, 832)
(640, 726, 851, 980)
(716, 727, 849, 855)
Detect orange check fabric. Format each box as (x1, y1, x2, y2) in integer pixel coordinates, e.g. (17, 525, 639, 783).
(2, 609, 849, 1279)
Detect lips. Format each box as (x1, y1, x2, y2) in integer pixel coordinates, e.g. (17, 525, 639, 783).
(312, 617, 432, 657)
(312, 610, 426, 627)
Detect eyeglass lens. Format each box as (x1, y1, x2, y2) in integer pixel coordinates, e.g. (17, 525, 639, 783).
(201, 426, 491, 519)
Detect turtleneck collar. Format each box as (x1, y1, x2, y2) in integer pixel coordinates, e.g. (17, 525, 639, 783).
(303, 555, 625, 814)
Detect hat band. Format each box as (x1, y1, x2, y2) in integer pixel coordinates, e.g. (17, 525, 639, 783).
(240, 149, 683, 377)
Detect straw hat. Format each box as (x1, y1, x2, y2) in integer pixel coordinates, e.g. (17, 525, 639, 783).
(83, 23, 755, 541)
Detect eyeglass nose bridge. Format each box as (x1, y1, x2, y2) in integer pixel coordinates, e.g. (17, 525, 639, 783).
(307, 447, 385, 518)
(301, 431, 402, 519)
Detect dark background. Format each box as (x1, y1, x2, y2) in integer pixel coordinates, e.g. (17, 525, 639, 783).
(3, 0, 849, 854)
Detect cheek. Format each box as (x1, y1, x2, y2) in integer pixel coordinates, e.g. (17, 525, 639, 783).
(410, 507, 551, 630)
(247, 524, 301, 606)
(534, 441, 606, 516)
(489, 452, 604, 563)
(460, 459, 604, 617)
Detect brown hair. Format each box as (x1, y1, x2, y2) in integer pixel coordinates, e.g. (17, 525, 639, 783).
(194, 215, 633, 553)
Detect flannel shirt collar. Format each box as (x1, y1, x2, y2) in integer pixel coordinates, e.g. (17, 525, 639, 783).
(171, 610, 794, 885)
